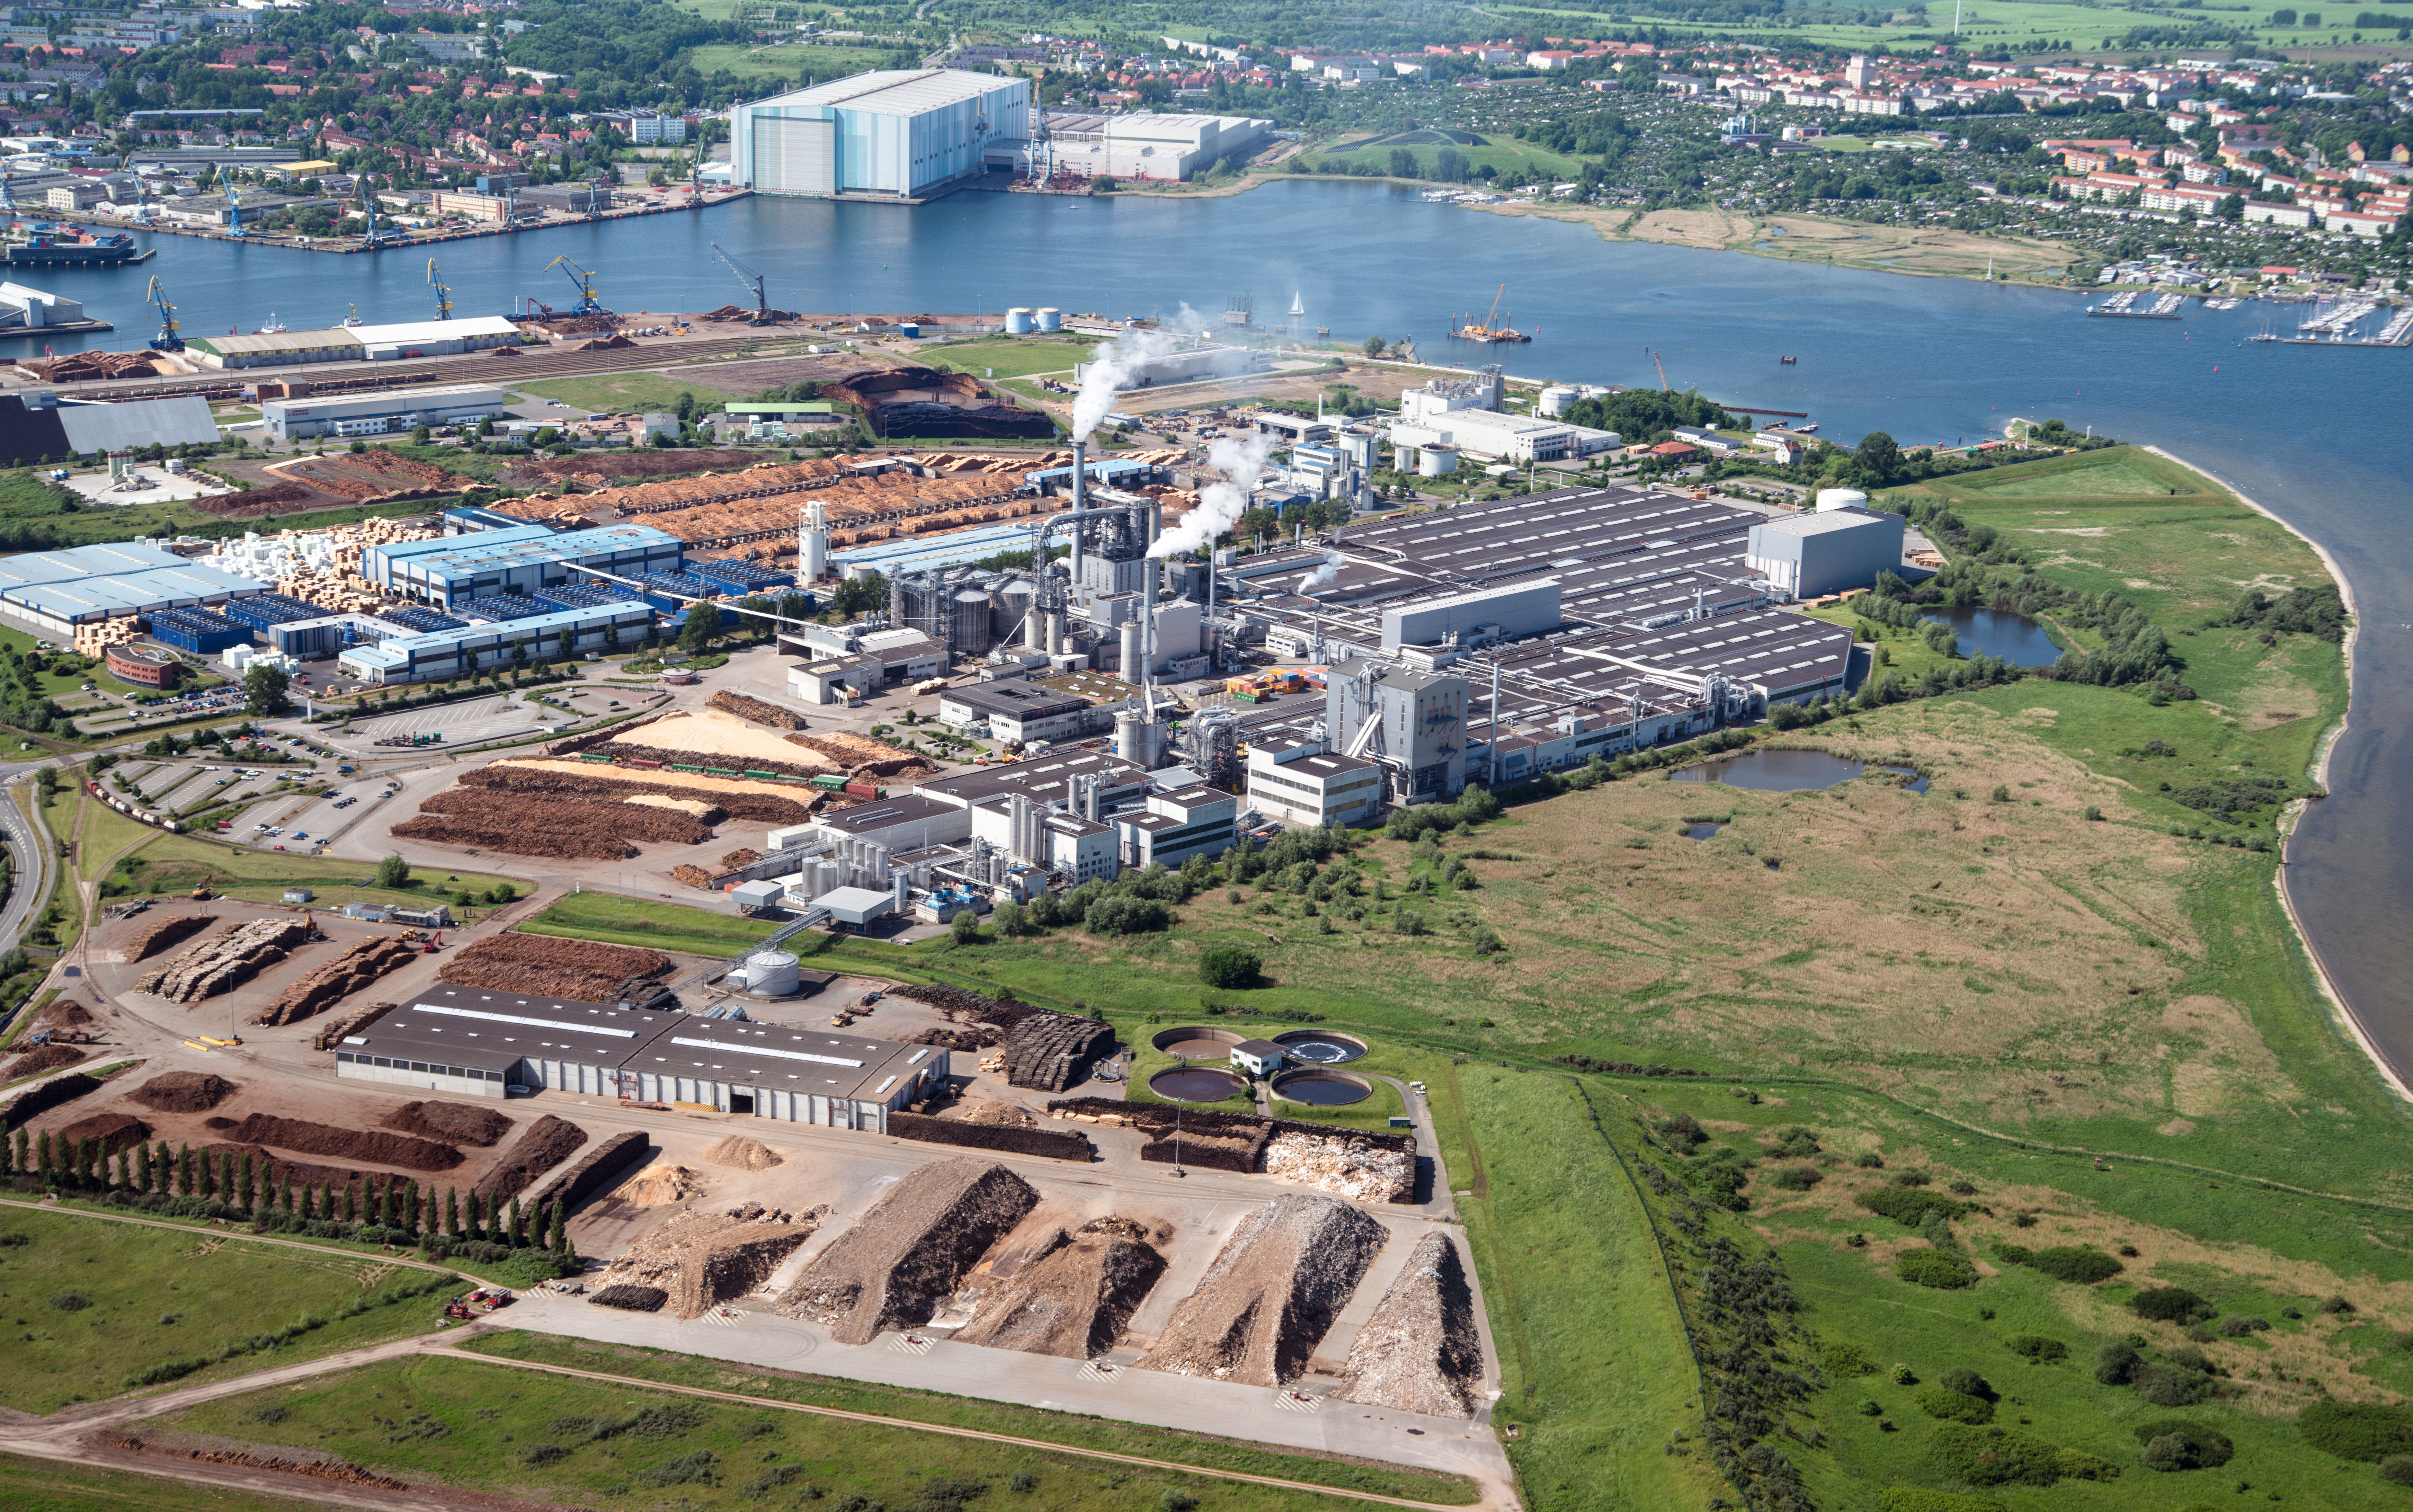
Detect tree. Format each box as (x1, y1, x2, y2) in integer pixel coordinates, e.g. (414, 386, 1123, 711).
(243, 660, 291, 715)
(1856, 430, 1902, 485)
(374, 854, 412, 888)
(678, 600, 723, 651)
(990, 898, 1029, 936)
(949, 907, 982, 943)
(1197, 941, 1262, 989)
(1362, 334, 1387, 357)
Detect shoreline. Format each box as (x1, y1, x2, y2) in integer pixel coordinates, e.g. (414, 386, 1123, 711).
(2137, 443, 2400, 1103)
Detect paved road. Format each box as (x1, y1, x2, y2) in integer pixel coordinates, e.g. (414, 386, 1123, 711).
(0, 771, 50, 955)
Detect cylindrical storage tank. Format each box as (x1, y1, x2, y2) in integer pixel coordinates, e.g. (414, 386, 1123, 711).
(800, 528, 829, 582)
(1005, 307, 1035, 335)
(1538, 384, 1579, 418)
(1114, 707, 1147, 764)
(994, 580, 1034, 639)
(1119, 621, 1143, 683)
(952, 590, 993, 656)
(745, 951, 801, 996)
(1418, 444, 1459, 477)
(1816, 488, 1869, 513)
(1036, 307, 1062, 333)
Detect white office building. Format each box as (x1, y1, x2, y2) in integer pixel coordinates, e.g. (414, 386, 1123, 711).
(1245, 737, 1383, 827)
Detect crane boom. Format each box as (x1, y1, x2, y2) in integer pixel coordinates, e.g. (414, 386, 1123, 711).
(1484, 283, 1505, 329)
(540, 255, 603, 316)
(1649, 348, 1669, 390)
(711, 242, 768, 325)
(145, 275, 181, 351)
(426, 258, 453, 321)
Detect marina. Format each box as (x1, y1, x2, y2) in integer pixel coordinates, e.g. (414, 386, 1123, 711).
(2087, 289, 2185, 318)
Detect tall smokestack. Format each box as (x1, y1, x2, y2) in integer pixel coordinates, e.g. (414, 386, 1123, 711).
(1069, 437, 1087, 585)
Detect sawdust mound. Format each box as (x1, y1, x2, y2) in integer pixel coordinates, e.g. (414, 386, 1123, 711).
(131, 1071, 239, 1112)
(616, 1160, 704, 1206)
(702, 1135, 783, 1171)
(4, 1044, 84, 1078)
(384, 1100, 513, 1147)
(1336, 1232, 1483, 1418)
(441, 934, 672, 1006)
(1263, 1130, 1417, 1203)
(221, 1113, 463, 1172)
(954, 1217, 1166, 1359)
(52, 1112, 152, 1152)
(54, 1002, 92, 1025)
(594, 1200, 821, 1319)
(475, 1114, 589, 1201)
(948, 1100, 1039, 1129)
(779, 1158, 1038, 1344)
(1138, 1194, 1387, 1387)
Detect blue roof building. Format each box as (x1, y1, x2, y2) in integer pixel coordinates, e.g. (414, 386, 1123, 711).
(361, 523, 686, 608)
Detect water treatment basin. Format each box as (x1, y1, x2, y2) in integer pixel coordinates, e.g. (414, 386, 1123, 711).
(1271, 1070, 1374, 1106)
(1149, 1067, 1249, 1103)
(1151, 1025, 1246, 1058)
(1270, 1030, 1369, 1065)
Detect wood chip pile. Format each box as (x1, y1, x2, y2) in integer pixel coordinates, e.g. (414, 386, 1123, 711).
(441, 934, 672, 1006)
(216, 1112, 463, 1172)
(474, 1114, 589, 1200)
(1336, 1232, 1483, 1417)
(460, 763, 817, 825)
(705, 691, 806, 729)
(136, 918, 315, 1004)
(256, 936, 419, 1026)
(1137, 1194, 1387, 1386)
(1262, 1131, 1416, 1204)
(953, 1217, 1167, 1359)
(592, 1201, 822, 1319)
(384, 1100, 512, 1147)
(128, 1071, 238, 1112)
(395, 786, 714, 859)
(777, 1158, 1038, 1344)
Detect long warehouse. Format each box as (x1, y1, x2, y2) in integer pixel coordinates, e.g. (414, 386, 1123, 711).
(331, 986, 948, 1129)
(363, 523, 687, 607)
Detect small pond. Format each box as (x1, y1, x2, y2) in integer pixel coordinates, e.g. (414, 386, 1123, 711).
(1271, 1070, 1374, 1106)
(1272, 1030, 1368, 1064)
(1920, 606, 2064, 667)
(1675, 750, 1928, 795)
(1150, 1067, 1247, 1103)
(1686, 823, 1725, 841)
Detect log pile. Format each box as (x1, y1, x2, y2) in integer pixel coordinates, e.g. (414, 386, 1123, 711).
(256, 936, 418, 1026)
(136, 918, 315, 1004)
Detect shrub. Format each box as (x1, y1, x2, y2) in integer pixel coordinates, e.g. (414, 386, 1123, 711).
(2321, 1293, 2358, 1314)
(1769, 1126, 1821, 1157)
(1927, 1424, 2120, 1486)
(1893, 1170, 1933, 1187)
(1822, 1339, 1880, 1377)
(638, 1450, 721, 1488)
(2094, 1339, 2141, 1385)
(1158, 1494, 1199, 1512)
(2130, 1420, 2233, 1470)
(2029, 1247, 2124, 1284)
(2382, 1456, 2413, 1487)
(1196, 942, 1261, 989)
(1916, 1386, 1995, 1424)
(518, 1443, 570, 1466)
(2299, 1399, 2413, 1462)
(2131, 1361, 2215, 1407)
(1854, 1151, 1885, 1168)
(1875, 1491, 2010, 1512)
(1991, 1242, 2033, 1266)
(1009, 1474, 1038, 1494)
(2131, 1287, 2215, 1324)
(2005, 1335, 2068, 1363)
(1896, 1248, 1979, 1290)
(1860, 1188, 1975, 1227)
(1658, 1112, 1708, 1151)
(47, 1291, 89, 1311)
(1772, 1165, 1823, 1191)
(1940, 1367, 1993, 1400)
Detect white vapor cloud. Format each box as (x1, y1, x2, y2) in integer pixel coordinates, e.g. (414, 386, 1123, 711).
(1150, 427, 1273, 560)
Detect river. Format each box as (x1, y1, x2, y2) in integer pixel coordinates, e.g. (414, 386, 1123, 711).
(17, 179, 2413, 1079)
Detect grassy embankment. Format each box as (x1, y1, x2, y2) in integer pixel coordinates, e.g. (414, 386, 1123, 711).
(1487, 0, 2357, 51)
(511, 373, 737, 415)
(0, 1207, 457, 1414)
(0, 1452, 328, 1511)
(146, 1341, 1479, 1509)
(101, 831, 523, 913)
(518, 887, 780, 957)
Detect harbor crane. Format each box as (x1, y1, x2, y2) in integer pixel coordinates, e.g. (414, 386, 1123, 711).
(711, 242, 769, 325)
(1648, 348, 1670, 390)
(146, 275, 182, 351)
(224, 181, 244, 237)
(427, 258, 454, 321)
(541, 255, 604, 316)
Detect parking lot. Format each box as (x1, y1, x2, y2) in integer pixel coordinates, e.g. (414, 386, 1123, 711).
(328, 693, 569, 753)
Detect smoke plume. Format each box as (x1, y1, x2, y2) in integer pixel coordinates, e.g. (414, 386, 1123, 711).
(1069, 305, 1208, 441)
(1151, 427, 1273, 560)
(1297, 551, 1346, 595)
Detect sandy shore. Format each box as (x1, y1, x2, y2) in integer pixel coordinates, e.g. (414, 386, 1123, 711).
(2139, 444, 2399, 1102)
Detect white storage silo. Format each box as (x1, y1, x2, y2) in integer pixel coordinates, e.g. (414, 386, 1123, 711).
(1816, 488, 1870, 513)
(1006, 308, 1035, 334)
(745, 950, 801, 996)
(1418, 444, 1459, 477)
(1036, 307, 1062, 333)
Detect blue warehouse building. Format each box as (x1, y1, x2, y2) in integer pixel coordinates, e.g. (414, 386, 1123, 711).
(362, 524, 686, 609)
(336, 601, 657, 685)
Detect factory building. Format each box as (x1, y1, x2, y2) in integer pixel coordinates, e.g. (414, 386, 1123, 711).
(0, 391, 219, 466)
(1380, 580, 1562, 652)
(937, 682, 1103, 745)
(183, 315, 524, 370)
(1324, 660, 1469, 804)
(806, 794, 974, 853)
(1029, 111, 1273, 181)
(733, 69, 1032, 201)
(1389, 409, 1621, 464)
(331, 987, 945, 1128)
(0, 540, 265, 639)
(335, 599, 655, 684)
(0, 281, 83, 329)
(1114, 783, 1239, 870)
(363, 523, 686, 607)
(1745, 510, 1906, 599)
(1244, 737, 1384, 828)
(262, 383, 509, 441)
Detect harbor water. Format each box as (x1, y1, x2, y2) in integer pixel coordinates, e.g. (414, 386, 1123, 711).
(13, 179, 2413, 1082)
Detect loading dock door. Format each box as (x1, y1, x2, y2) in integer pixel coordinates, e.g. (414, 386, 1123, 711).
(730, 1093, 755, 1115)
(755, 116, 835, 196)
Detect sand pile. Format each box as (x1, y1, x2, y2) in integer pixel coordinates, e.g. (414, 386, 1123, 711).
(702, 1135, 782, 1171)
(615, 1160, 704, 1206)
(52, 1112, 151, 1152)
(594, 1201, 822, 1319)
(124, 912, 214, 961)
(1336, 1233, 1484, 1417)
(137, 918, 314, 1004)
(1138, 1195, 1388, 1386)
(385, 1101, 513, 1147)
(474, 1115, 587, 1200)
(779, 1158, 1038, 1344)
(954, 1217, 1166, 1359)
(221, 1113, 463, 1172)
(1264, 1131, 1417, 1204)
(441, 934, 673, 1006)
(258, 936, 418, 1027)
(130, 1071, 238, 1112)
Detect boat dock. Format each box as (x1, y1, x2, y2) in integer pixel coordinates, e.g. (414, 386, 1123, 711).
(2087, 290, 2184, 318)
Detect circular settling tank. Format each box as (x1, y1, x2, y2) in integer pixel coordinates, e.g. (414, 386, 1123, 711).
(1271, 1030, 1368, 1065)
(1151, 1025, 1246, 1058)
(1150, 1067, 1247, 1103)
(1272, 1070, 1374, 1106)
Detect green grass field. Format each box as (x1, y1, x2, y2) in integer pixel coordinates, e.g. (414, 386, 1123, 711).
(0, 1207, 456, 1414)
(512, 374, 731, 417)
(673, 41, 910, 85)
(0, 1452, 329, 1512)
(920, 336, 1096, 379)
(160, 1342, 1477, 1508)
(1308, 135, 1589, 184)
(519, 889, 779, 958)
(107, 831, 524, 914)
